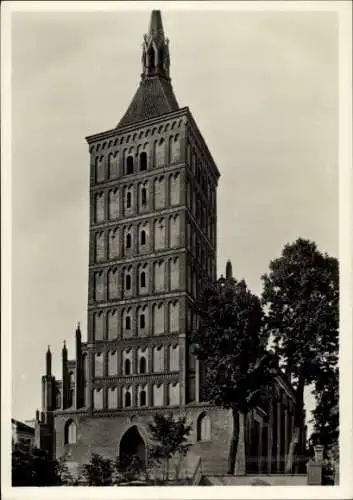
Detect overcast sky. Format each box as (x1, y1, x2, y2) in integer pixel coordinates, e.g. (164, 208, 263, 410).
(11, 7, 338, 425)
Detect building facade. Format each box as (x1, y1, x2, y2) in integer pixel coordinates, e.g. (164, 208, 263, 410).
(35, 11, 299, 477)
(12, 419, 35, 449)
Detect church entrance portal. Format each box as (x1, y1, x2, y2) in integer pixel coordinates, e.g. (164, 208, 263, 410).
(119, 426, 146, 471)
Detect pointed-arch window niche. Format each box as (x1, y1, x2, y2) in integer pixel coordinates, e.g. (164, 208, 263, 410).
(64, 420, 77, 445)
(126, 191, 132, 209)
(140, 271, 146, 289)
(140, 152, 148, 171)
(125, 273, 131, 291)
(125, 391, 132, 407)
(124, 358, 131, 375)
(126, 155, 134, 175)
(141, 187, 147, 206)
(140, 229, 146, 246)
(139, 356, 146, 374)
(139, 390, 147, 407)
(125, 315, 131, 331)
(197, 412, 211, 442)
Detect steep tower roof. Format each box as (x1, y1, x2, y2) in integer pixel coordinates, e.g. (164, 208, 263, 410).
(116, 10, 179, 129)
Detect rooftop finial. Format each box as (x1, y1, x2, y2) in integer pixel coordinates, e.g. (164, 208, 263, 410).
(142, 10, 170, 80)
(46, 346, 52, 376)
(148, 10, 164, 37)
(226, 260, 233, 280)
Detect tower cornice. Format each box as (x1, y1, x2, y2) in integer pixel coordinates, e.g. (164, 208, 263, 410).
(86, 107, 189, 144)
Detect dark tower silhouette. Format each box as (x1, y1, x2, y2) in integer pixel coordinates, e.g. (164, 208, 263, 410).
(225, 260, 233, 280)
(46, 345, 52, 377)
(62, 341, 68, 410)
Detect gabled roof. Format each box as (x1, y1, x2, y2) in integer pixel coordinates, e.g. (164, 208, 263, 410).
(12, 418, 35, 433)
(116, 76, 179, 130)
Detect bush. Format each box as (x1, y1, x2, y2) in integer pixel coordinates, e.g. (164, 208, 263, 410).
(12, 443, 64, 486)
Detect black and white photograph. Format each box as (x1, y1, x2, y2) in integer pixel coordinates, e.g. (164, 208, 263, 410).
(2, 1, 352, 497)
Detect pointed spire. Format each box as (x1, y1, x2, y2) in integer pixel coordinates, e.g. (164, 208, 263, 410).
(116, 10, 179, 129)
(148, 10, 164, 37)
(46, 346, 52, 376)
(226, 260, 233, 280)
(76, 322, 82, 358)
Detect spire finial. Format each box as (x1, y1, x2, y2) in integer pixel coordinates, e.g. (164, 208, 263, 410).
(226, 260, 233, 280)
(46, 346, 52, 376)
(149, 10, 164, 37)
(142, 10, 170, 80)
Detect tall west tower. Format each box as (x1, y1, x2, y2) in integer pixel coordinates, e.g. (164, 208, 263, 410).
(84, 9, 219, 419)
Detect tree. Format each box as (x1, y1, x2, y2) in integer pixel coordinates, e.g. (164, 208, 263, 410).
(148, 413, 192, 482)
(261, 238, 338, 472)
(82, 453, 114, 486)
(190, 273, 276, 474)
(12, 443, 64, 486)
(56, 456, 76, 485)
(310, 366, 339, 457)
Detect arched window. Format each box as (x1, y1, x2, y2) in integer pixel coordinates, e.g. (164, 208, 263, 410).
(125, 273, 131, 291)
(69, 372, 74, 384)
(141, 187, 147, 205)
(196, 413, 211, 442)
(140, 230, 146, 245)
(126, 233, 132, 249)
(139, 357, 146, 374)
(125, 391, 131, 407)
(126, 156, 134, 175)
(56, 390, 61, 409)
(125, 315, 131, 331)
(64, 420, 77, 445)
(140, 390, 146, 406)
(140, 271, 146, 288)
(124, 359, 131, 375)
(68, 389, 74, 408)
(140, 313, 145, 329)
(140, 152, 147, 171)
(126, 191, 132, 209)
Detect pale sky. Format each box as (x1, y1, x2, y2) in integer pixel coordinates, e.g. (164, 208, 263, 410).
(11, 8, 338, 426)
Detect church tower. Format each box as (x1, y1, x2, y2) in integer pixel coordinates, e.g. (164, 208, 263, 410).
(36, 11, 299, 477)
(84, 8, 219, 415)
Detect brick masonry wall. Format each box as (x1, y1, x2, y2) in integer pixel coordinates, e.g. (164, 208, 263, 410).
(54, 405, 234, 476)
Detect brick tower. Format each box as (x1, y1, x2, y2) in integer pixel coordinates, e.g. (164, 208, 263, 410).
(83, 9, 219, 418)
(35, 11, 298, 477)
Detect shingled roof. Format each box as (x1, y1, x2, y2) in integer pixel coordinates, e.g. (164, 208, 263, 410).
(116, 76, 179, 129)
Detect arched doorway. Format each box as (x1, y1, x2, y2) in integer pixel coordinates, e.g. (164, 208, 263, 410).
(119, 426, 146, 473)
